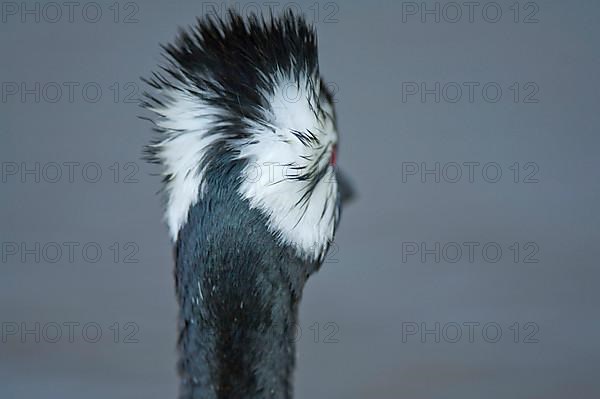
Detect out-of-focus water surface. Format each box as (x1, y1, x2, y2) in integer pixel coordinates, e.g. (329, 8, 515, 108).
(1, 1, 599, 398)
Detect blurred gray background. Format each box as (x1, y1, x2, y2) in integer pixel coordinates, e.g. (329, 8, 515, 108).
(1, 0, 599, 398)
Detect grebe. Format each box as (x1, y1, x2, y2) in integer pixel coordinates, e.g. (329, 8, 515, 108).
(142, 11, 351, 399)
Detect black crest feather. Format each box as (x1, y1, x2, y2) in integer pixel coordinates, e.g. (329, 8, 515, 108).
(142, 10, 320, 127)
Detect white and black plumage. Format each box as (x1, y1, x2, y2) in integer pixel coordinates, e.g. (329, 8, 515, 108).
(142, 11, 352, 399)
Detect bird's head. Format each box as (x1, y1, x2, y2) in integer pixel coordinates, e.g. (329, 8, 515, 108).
(143, 12, 341, 262)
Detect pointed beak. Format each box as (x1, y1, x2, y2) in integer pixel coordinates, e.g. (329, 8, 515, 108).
(336, 168, 355, 204)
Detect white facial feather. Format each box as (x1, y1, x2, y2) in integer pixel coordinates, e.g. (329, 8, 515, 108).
(149, 72, 338, 261)
(147, 89, 224, 241)
(237, 74, 338, 261)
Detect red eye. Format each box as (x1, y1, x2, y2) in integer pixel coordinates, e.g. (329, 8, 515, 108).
(330, 145, 337, 166)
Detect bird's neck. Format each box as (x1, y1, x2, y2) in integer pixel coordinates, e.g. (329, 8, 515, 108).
(173, 173, 317, 399)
